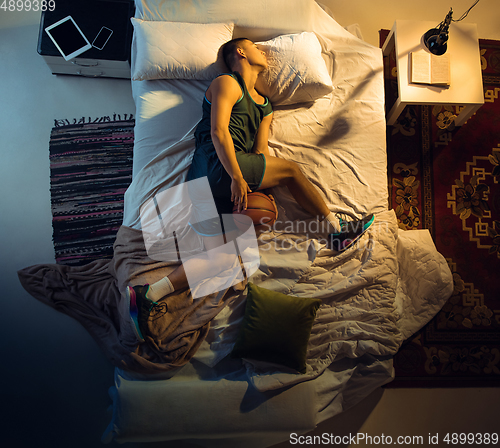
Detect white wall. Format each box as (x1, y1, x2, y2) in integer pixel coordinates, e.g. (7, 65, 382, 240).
(320, 0, 500, 47)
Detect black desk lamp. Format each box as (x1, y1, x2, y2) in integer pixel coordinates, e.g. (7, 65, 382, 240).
(422, 1, 481, 56)
(423, 8, 453, 55)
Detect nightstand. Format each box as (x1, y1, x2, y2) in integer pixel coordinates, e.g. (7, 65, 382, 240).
(37, 0, 135, 79)
(382, 20, 484, 126)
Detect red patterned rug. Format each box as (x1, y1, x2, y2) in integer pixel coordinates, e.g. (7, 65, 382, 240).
(381, 31, 500, 387)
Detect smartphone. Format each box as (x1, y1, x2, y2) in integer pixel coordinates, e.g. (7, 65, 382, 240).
(92, 27, 113, 50)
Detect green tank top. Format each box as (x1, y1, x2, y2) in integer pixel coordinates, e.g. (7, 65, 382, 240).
(194, 72, 273, 153)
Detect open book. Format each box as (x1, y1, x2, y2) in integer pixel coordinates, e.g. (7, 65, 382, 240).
(410, 50, 450, 86)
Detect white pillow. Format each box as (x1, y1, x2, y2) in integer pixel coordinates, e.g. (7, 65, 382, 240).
(131, 18, 234, 81)
(256, 32, 334, 105)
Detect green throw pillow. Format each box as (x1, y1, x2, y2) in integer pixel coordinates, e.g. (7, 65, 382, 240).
(231, 282, 322, 374)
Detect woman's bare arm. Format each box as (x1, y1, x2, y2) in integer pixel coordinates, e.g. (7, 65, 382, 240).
(208, 75, 251, 211)
(252, 112, 273, 157)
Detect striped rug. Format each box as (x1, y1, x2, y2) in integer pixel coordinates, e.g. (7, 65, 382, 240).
(49, 117, 134, 265)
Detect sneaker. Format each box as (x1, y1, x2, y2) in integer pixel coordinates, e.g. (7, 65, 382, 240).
(329, 214, 375, 252)
(127, 284, 168, 343)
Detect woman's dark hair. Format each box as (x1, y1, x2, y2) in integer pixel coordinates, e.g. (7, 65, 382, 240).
(221, 37, 249, 71)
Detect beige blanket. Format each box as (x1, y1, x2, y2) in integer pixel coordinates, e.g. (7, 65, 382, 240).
(18, 225, 238, 374)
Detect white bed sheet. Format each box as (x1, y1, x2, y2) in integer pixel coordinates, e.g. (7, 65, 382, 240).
(126, 3, 387, 223)
(104, 1, 453, 446)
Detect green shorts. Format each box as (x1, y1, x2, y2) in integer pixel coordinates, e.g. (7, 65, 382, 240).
(186, 146, 266, 235)
(235, 150, 267, 191)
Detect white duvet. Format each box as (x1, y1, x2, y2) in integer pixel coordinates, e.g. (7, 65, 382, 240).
(188, 210, 452, 393)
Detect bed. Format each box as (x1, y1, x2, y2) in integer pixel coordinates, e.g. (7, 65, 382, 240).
(18, 1, 454, 446)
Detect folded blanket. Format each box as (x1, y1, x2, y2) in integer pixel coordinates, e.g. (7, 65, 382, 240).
(18, 225, 238, 374)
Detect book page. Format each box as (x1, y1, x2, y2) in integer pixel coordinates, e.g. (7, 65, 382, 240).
(431, 54, 450, 85)
(410, 51, 430, 84)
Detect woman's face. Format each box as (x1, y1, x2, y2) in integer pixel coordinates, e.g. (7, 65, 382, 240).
(241, 40, 268, 70)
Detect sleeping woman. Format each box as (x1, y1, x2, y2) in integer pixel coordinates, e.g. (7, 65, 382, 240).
(127, 38, 374, 342)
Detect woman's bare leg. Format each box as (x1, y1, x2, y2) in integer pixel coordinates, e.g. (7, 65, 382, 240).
(259, 155, 331, 219)
(259, 156, 375, 252)
(147, 233, 228, 300)
(166, 264, 188, 290)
